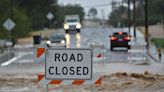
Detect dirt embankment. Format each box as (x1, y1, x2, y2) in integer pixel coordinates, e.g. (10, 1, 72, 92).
(138, 25, 164, 38)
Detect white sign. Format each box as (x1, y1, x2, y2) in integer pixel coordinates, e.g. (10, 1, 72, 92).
(3, 18, 15, 31)
(45, 48, 92, 80)
(46, 12, 54, 20)
(5, 41, 13, 46)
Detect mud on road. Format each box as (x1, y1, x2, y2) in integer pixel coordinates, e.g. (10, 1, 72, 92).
(1, 71, 164, 92)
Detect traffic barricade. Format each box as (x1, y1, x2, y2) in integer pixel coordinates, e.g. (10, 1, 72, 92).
(90, 42, 105, 63)
(36, 48, 102, 92)
(128, 41, 148, 64)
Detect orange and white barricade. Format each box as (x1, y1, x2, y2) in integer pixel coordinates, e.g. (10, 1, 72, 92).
(38, 73, 101, 85)
(36, 48, 102, 91)
(90, 42, 105, 63)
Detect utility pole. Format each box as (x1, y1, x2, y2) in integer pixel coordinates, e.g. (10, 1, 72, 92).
(128, 0, 130, 34)
(111, 0, 114, 11)
(133, 0, 136, 39)
(111, 0, 117, 12)
(10, 0, 13, 18)
(9, 0, 13, 59)
(101, 9, 105, 27)
(145, 0, 149, 49)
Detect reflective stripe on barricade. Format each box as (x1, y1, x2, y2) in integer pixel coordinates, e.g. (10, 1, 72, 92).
(38, 74, 101, 85)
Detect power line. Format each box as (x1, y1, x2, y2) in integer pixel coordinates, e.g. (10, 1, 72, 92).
(83, 3, 111, 8)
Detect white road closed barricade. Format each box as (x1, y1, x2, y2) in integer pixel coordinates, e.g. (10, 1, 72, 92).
(45, 48, 92, 80)
(36, 48, 102, 90)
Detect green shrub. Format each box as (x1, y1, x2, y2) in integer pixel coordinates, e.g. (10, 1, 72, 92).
(151, 38, 164, 48)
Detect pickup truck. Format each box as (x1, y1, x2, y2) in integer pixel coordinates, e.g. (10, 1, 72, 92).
(64, 15, 81, 33)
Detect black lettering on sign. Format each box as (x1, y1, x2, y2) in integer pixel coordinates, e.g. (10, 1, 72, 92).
(62, 53, 68, 62)
(62, 67, 68, 75)
(49, 67, 54, 75)
(76, 67, 82, 75)
(55, 67, 61, 75)
(54, 53, 60, 61)
(69, 67, 75, 75)
(83, 67, 89, 75)
(69, 54, 75, 61)
(77, 53, 83, 62)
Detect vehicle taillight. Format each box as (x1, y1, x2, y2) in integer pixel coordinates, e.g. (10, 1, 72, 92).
(124, 36, 131, 40)
(111, 36, 117, 40)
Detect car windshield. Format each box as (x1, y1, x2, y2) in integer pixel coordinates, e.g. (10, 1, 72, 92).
(67, 19, 78, 22)
(50, 35, 65, 40)
(113, 32, 128, 38)
(113, 32, 128, 35)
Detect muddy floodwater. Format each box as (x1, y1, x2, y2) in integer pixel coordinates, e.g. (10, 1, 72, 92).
(1, 63, 164, 92)
(0, 63, 164, 92)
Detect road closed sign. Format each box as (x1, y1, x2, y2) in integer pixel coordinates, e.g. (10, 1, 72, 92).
(45, 48, 92, 80)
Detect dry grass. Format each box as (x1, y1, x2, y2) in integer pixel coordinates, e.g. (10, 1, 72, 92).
(17, 29, 60, 44)
(137, 25, 164, 38)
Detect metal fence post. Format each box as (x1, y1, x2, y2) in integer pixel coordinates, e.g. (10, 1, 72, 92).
(46, 84, 49, 92)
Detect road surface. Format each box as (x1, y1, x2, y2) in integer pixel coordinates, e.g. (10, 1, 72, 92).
(11, 27, 133, 65)
(0, 27, 153, 66)
(1, 27, 164, 92)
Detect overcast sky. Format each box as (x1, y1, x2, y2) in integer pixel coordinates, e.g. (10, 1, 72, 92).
(58, 0, 115, 19)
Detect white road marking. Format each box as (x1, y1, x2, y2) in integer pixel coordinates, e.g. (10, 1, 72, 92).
(1, 55, 24, 66)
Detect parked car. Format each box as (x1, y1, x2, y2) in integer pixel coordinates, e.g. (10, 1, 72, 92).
(46, 34, 66, 48)
(109, 32, 131, 51)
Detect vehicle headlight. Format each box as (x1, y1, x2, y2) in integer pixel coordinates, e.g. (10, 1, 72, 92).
(46, 40, 51, 45)
(64, 24, 69, 29)
(76, 23, 81, 29)
(61, 40, 65, 44)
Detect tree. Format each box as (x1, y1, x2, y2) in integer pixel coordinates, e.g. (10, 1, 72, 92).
(0, 0, 85, 41)
(88, 8, 98, 19)
(54, 4, 85, 27)
(13, 0, 57, 29)
(0, 0, 31, 40)
(108, 6, 128, 27)
(13, 0, 85, 29)
(108, 0, 164, 27)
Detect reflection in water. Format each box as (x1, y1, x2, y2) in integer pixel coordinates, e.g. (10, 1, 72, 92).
(65, 33, 70, 48)
(65, 33, 81, 48)
(76, 33, 81, 48)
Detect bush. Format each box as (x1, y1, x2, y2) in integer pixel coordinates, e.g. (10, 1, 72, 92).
(0, 0, 31, 42)
(151, 38, 164, 48)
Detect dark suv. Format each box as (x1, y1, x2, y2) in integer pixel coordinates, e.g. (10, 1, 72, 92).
(46, 34, 66, 48)
(109, 32, 131, 51)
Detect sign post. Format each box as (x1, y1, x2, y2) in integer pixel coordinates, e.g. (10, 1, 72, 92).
(46, 12, 54, 28)
(3, 18, 15, 59)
